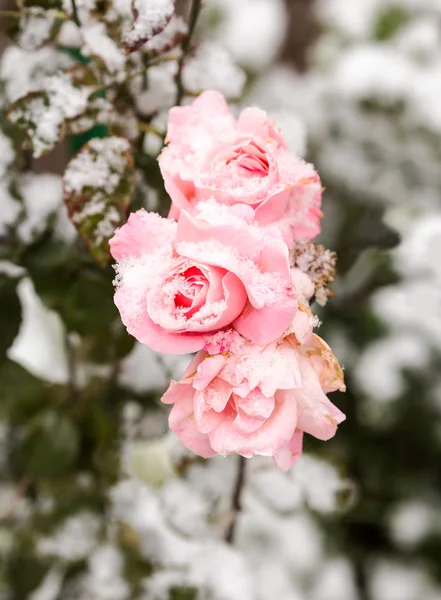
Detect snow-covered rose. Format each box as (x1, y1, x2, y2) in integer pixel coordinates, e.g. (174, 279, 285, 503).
(162, 328, 346, 470)
(109, 204, 297, 354)
(159, 90, 323, 248)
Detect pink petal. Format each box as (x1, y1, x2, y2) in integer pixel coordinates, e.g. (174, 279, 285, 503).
(193, 390, 226, 434)
(233, 409, 266, 434)
(203, 377, 232, 412)
(233, 296, 297, 345)
(254, 188, 292, 224)
(193, 355, 227, 390)
(114, 288, 205, 354)
(236, 107, 287, 149)
(168, 389, 216, 458)
(295, 356, 346, 441)
(238, 388, 275, 419)
(161, 380, 189, 405)
(208, 389, 297, 458)
(109, 210, 176, 260)
(273, 430, 304, 471)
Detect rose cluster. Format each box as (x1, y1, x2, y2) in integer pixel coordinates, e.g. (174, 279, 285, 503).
(110, 91, 345, 471)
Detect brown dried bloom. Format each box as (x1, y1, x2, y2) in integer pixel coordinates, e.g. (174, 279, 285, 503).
(291, 242, 337, 306)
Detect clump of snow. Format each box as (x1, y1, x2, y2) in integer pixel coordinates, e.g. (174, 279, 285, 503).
(183, 42, 246, 99)
(82, 23, 126, 74)
(119, 341, 188, 393)
(8, 278, 69, 384)
(388, 499, 439, 548)
(132, 62, 177, 116)
(369, 561, 441, 600)
(84, 544, 130, 600)
(209, 0, 287, 70)
(311, 558, 359, 600)
(37, 512, 101, 561)
(0, 46, 72, 103)
(17, 173, 63, 243)
(355, 333, 430, 404)
(15, 8, 61, 52)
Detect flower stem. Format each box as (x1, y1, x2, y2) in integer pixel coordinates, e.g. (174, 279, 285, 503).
(71, 0, 80, 27)
(175, 0, 202, 106)
(225, 455, 247, 544)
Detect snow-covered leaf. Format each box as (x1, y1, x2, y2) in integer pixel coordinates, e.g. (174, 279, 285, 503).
(6, 71, 92, 157)
(143, 14, 187, 58)
(6, 91, 65, 158)
(5, 8, 66, 51)
(82, 22, 126, 75)
(122, 0, 175, 54)
(63, 137, 136, 266)
(65, 97, 115, 135)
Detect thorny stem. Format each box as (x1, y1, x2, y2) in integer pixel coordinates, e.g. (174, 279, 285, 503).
(175, 0, 203, 106)
(225, 455, 247, 544)
(71, 0, 81, 27)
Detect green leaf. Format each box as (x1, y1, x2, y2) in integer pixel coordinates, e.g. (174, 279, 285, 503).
(7, 552, 49, 599)
(5, 8, 66, 51)
(374, 6, 409, 41)
(14, 411, 79, 479)
(0, 276, 22, 360)
(5, 91, 65, 158)
(63, 137, 136, 266)
(61, 269, 117, 335)
(169, 587, 198, 600)
(0, 360, 47, 424)
(20, 236, 84, 311)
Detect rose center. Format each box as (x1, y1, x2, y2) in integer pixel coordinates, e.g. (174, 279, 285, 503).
(228, 141, 269, 178)
(173, 266, 207, 311)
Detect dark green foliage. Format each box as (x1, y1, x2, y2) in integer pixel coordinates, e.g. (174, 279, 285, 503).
(0, 276, 21, 360)
(374, 5, 410, 41)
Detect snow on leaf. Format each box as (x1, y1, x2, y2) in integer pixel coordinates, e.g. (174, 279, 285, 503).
(5, 8, 66, 52)
(6, 72, 92, 157)
(82, 22, 126, 75)
(65, 97, 115, 135)
(143, 14, 187, 58)
(122, 0, 175, 54)
(63, 137, 136, 266)
(6, 91, 65, 158)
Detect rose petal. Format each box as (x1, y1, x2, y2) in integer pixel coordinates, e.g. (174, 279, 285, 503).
(208, 389, 297, 458)
(273, 430, 304, 471)
(110, 210, 176, 260)
(168, 388, 216, 458)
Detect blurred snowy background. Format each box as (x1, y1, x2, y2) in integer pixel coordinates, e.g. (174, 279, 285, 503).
(1, 0, 441, 599)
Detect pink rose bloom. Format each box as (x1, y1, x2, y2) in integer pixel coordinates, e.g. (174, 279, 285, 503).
(109, 204, 297, 354)
(162, 327, 346, 471)
(158, 90, 323, 248)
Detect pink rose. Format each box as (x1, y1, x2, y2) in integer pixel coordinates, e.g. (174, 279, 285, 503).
(159, 90, 323, 248)
(109, 204, 297, 354)
(162, 328, 345, 471)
